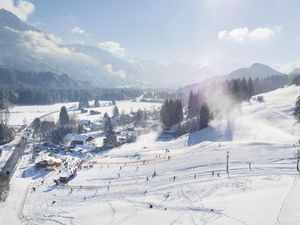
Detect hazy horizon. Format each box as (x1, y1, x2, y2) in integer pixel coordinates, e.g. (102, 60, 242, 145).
(1, 0, 300, 78)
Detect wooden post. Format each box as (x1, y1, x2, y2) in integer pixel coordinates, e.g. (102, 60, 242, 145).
(297, 150, 300, 173)
(226, 151, 230, 174)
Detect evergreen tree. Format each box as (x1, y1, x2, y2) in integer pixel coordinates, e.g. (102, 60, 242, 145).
(254, 78, 260, 95)
(59, 106, 69, 127)
(174, 100, 183, 124)
(51, 125, 72, 144)
(94, 99, 100, 107)
(247, 78, 254, 99)
(160, 99, 183, 128)
(113, 106, 119, 117)
(78, 98, 90, 109)
(241, 78, 248, 100)
(40, 121, 55, 140)
(0, 110, 14, 145)
(103, 117, 117, 147)
(231, 79, 241, 101)
(187, 91, 201, 119)
(187, 91, 194, 119)
(0, 90, 9, 109)
(135, 109, 143, 124)
(294, 95, 300, 121)
(199, 103, 210, 128)
(32, 117, 41, 138)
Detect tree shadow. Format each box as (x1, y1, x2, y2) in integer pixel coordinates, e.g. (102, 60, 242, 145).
(188, 123, 233, 146)
(22, 167, 51, 180)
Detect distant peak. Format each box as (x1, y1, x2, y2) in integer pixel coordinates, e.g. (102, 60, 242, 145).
(0, 8, 37, 32)
(251, 63, 268, 68)
(0, 8, 19, 18)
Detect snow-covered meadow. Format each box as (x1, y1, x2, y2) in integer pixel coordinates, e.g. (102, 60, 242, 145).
(8, 102, 78, 127)
(7, 100, 161, 127)
(1, 85, 300, 225)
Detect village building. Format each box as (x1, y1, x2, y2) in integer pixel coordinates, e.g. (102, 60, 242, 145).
(63, 133, 94, 147)
(35, 159, 62, 170)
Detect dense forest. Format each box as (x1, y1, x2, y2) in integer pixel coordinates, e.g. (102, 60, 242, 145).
(0, 68, 88, 89)
(181, 74, 289, 103)
(0, 88, 143, 109)
(0, 68, 147, 109)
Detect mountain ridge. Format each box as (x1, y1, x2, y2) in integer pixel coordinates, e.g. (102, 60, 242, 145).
(0, 68, 90, 89)
(182, 63, 285, 93)
(0, 9, 234, 88)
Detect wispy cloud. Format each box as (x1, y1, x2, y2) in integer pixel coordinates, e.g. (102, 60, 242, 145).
(0, 0, 35, 21)
(71, 26, 90, 37)
(274, 61, 300, 74)
(218, 26, 281, 42)
(97, 41, 126, 57)
(5, 26, 95, 63)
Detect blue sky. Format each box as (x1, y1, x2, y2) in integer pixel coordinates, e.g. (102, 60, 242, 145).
(1, 0, 300, 72)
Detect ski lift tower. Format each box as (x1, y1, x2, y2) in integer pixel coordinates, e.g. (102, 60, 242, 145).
(297, 150, 300, 173)
(226, 151, 230, 174)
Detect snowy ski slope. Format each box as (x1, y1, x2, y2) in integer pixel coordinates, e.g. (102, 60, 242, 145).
(1, 85, 300, 225)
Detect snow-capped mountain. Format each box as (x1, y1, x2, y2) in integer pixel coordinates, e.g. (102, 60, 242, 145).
(0, 9, 216, 88)
(0, 8, 37, 32)
(0, 9, 130, 87)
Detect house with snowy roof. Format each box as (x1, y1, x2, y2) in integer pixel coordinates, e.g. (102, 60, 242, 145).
(63, 133, 94, 147)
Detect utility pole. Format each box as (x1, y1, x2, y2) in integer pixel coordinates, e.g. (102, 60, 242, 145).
(297, 150, 300, 173)
(226, 151, 230, 174)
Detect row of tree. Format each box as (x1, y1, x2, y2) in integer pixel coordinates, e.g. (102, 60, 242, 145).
(225, 76, 288, 102)
(0, 87, 142, 110)
(78, 99, 117, 110)
(0, 111, 14, 145)
(159, 97, 210, 135)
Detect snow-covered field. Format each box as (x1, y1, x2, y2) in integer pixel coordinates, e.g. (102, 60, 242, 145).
(1, 85, 300, 225)
(8, 102, 78, 126)
(7, 100, 161, 126)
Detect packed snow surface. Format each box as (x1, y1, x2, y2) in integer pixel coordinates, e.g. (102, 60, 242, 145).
(1, 85, 300, 225)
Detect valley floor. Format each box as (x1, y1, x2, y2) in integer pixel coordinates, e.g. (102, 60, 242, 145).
(1, 85, 300, 225)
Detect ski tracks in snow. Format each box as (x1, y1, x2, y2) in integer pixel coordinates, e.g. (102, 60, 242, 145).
(275, 177, 300, 225)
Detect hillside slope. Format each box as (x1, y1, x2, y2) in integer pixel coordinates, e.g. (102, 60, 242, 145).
(1, 88, 300, 225)
(0, 68, 89, 89)
(0, 9, 211, 88)
(182, 63, 284, 93)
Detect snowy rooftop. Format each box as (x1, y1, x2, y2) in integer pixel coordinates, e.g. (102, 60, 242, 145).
(64, 133, 94, 142)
